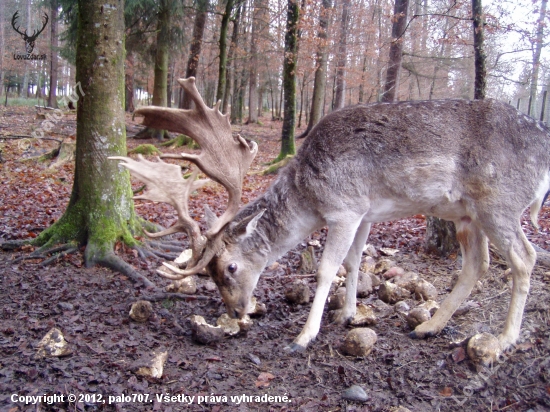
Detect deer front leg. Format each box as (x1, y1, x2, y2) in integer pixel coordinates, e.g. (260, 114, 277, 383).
(411, 219, 489, 339)
(333, 221, 372, 325)
(285, 218, 362, 352)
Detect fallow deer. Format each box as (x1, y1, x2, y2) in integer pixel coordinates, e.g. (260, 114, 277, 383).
(111, 77, 550, 354)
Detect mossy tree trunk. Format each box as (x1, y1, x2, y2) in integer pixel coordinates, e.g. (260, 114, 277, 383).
(36, 0, 142, 271)
(277, 0, 299, 162)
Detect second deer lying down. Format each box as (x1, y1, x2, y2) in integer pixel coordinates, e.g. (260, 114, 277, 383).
(112, 77, 550, 353)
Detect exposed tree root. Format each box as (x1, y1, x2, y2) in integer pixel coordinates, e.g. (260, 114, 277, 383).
(95, 251, 156, 288)
(147, 240, 185, 253)
(39, 247, 79, 267)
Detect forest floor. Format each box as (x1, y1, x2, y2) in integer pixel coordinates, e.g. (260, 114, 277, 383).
(1, 106, 550, 412)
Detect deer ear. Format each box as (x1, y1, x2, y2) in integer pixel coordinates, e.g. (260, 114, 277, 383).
(204, 205, 219, 230)
(228, 209, 266, 240)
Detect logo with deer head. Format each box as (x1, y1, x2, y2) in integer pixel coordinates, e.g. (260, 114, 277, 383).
(11, 11, 49, 54)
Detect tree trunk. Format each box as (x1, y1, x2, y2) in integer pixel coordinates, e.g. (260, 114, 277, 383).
(333, 0, 350, 110)
(222, 3, 242, 114)
(297, 0, 332, 139)
(216, 0, 235, 104)
(125, 52, 135, 112)
(135, 0, 171, 139)
(0, 0, 4, 98)
(278, 0, 299, 161)
(151, 0, 170, 137)
(48, 0, 59, 108)
(381, 0, 409, 102)
(248, 0, 267, 123)
(425, 216, 459, 256)
(21, 0, 31, 98)
(180, 0, 208, 109)
(472, 0, 486, 100)
(528, 0, 548, 115)
(36, 0, 141, 269)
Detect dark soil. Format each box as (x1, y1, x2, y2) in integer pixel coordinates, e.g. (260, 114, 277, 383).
(1, 107, 550, 411)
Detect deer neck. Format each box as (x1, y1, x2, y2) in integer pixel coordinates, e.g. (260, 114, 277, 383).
(236, 164, 323, 265)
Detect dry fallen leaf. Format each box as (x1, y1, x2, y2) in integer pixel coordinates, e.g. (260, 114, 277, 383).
(451, 347, 466, 363)
(255, 372, 275, 388)
(439, 387, 453, 397)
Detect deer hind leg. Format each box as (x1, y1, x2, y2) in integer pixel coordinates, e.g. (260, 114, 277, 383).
(411, 217, 489, 339)
(488, 226, 536, 350)
(333, 220, 372, 325)
(286, 216, 363, 352)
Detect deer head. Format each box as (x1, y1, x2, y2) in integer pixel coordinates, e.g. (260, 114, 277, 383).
(110, 77, 258, 277)
(11, 11, 49, 54)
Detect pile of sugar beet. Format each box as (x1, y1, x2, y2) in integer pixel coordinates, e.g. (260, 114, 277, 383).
(121, 243, 502, 374)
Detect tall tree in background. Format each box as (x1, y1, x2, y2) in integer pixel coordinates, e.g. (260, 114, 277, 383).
(180, 0, 209, 109)
(0, 0, 4, 97)
(135, 0, 172, 139)
(529, 0, 548, 115)
(32, 0, 146, 279)
(248, 0, 267, 123)
(297, 0, 332, 139)
(278, 0, 300, 161)
(216, 0, 236, 104)
(333, 0, 351, 110)
(381, 0, 409, 102)
(48, 0, 59, 108)
(222, 3, 242, 113)
(472, 0, 486, 100)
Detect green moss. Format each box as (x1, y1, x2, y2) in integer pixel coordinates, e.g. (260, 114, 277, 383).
(129, 144, 161, 156)
(160, 134, 200, 149)
(260, 155, 294, 175)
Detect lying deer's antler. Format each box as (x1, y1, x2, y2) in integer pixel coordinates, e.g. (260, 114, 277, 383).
(134, 77, 258, 238)
(110, 78, 257, 278)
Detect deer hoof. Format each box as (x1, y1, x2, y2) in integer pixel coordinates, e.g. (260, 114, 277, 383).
(329, 309, 352, 325)
(409, 329, 437, 340)
(283, 342, 307, 353)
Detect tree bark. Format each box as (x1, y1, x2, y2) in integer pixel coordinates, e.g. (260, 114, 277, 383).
(125, 52, 135, 112)
(180, 0, 208, 109)
(248, 0, 267, 123)
(216, 0, 235, 104)
(381, 0, 409, 102)
(333, 0, 350, 110)
(48, 0, 59, 108)
(36, 0, 141, 268)
(472, 0, 486, 100)
(278, 0, 299, 161)
(134, 0, 171, 139)
(297, 0, 332, 139)
(222, 3, 242, 114)
(0, 0, 4, 97)
(528, 0, 548, 115)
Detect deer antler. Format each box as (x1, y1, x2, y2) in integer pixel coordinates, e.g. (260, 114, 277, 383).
(134, 77, 258, 238)
(11, 11, 26, 37)
(109, 155, 210, 268)
(30, 13, 49, 40)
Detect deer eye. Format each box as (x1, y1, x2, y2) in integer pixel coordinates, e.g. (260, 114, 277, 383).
(227, 263, 238, 274)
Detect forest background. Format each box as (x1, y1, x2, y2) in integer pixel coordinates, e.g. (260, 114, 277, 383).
(0, 0, 549, 127)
